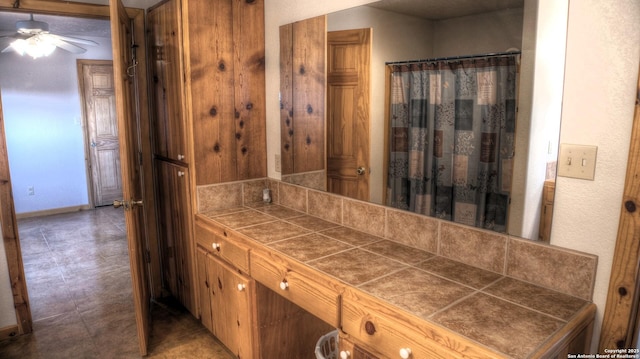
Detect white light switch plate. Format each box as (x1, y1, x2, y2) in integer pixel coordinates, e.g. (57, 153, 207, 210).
(557, 144, 597, 180)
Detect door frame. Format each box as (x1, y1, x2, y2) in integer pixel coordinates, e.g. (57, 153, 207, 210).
(0, 0, 158, 340)
(599, 64, 640, 350)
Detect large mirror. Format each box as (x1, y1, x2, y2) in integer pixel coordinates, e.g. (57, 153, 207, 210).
(278, 0, 567, 240)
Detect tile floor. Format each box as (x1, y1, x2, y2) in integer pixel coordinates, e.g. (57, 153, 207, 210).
(0, 207, 235, 359)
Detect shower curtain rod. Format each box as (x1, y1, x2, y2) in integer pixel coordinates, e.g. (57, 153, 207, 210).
(385, 50, 521, 65)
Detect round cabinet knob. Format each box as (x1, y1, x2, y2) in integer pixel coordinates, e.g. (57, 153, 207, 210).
(177, 154, 185, 160)
(340, 350, 351, 359)
(177, 171, 185, 177)
(279, 280, 289, 290)
(399, 348, 412, 359)
(212, 243, 221, 251)
(237, 283, 246, 291)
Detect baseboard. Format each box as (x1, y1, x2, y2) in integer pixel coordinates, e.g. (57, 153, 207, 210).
(16, 205, 92, 219)
(0, 324, 19, 341)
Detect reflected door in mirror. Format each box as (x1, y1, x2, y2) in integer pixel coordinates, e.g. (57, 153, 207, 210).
(326, 28, 371, 201)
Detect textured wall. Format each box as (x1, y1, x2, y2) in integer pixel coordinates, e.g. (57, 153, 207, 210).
(553, 0, 640, 352)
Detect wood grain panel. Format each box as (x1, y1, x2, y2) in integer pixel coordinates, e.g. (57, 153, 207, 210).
(599, 65, 640, 350)
(207, 253, 256, 359)
(326, 28, 370, 201)
(280, 23, 294, 174)
(255, 282, 334, 359)
(186, 0, 236, 184)
(250, 249, 342, 327)
(232, 0, 266, 180)
(196, 246, 213, 332)
(288, 16, 326, 174)
(148, 0, 186, 162)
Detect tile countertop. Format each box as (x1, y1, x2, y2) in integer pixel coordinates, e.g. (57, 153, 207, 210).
(198, 204, 594, 359)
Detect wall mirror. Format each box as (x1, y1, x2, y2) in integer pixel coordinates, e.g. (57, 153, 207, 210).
(278, 0, 567, 241)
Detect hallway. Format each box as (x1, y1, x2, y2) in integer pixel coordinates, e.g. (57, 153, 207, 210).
(0, 207, 234, 358)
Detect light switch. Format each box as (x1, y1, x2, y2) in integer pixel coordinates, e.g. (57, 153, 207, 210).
(557, 144, 597, 180)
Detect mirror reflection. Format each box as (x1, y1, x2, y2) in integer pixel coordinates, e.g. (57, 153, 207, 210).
(279, 0, 564, 240)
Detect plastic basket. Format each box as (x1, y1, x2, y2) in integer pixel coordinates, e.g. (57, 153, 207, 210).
(314, 329, 339, 359)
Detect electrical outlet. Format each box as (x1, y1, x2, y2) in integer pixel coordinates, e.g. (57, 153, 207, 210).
(28, 186, 35, 196)
(557, 144, 597, 180)
(275, 154, 281, 172)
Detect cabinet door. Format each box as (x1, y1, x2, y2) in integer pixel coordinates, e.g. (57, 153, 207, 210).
(196, 246, 213, 332)
(207, 253, 256, 359)
(148, 0, 187, 162)
(155, 159, 194, 313)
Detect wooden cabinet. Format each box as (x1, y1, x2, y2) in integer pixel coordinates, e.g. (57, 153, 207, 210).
(196, 247, 257, 358)
(148, 0, 187, 163)
(184, 0, 267, 185)
(250, 249, 342, 327)
(155, 160, 194, 313)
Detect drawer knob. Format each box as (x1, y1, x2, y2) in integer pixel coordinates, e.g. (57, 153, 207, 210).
(399, 348, 412, 359)
(339, 350, 351, 359)
(279, 280, 289, 290)
(212, 243, 221, 251)
(364, 320, 376, 335)
(237, 283, 246, 291)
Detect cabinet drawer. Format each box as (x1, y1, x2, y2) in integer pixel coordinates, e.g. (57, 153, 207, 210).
(195, 221, 250, 274)
(251, 250, 341, 327)
(341, 289, 502, 359)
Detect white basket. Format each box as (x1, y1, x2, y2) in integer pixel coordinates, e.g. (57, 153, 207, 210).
(315, 329, 339, 359)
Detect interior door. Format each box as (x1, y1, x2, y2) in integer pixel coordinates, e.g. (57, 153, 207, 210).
(326, 29, 371, 201)
(109, 0, 150, 355)
(78, 60, 123, 207)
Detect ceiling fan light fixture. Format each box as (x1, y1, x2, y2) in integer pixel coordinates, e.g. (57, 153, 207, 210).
(10, 35, 56, 59)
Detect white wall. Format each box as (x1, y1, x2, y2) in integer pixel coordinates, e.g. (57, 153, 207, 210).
(0, 35, 113, 214)
(433, 8, 524, 57)
(553, 0, 640, 352)
(0, 33, 112, 329)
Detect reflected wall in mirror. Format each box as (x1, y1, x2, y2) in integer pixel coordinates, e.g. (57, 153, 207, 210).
(278, 0, 567, 240)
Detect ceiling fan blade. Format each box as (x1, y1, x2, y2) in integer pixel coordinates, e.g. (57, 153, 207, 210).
(51, 38, 87, 54)
(51, 34, 98, 47)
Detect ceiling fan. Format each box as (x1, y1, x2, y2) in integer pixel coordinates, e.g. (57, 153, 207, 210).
(0, 14, 99, 58)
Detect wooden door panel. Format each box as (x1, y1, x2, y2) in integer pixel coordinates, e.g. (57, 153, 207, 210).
(109, 0, 150, 355)
(207, 253, 255, 358)
(79, 61, 123, 206)
(327, 29, 371, 201)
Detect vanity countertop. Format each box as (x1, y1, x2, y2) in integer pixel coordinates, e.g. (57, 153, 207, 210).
(197, 203, 596, 358)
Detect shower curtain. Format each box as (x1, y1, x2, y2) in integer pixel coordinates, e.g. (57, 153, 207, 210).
(386, 55, 518, 232)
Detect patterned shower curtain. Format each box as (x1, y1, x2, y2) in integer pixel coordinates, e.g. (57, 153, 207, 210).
(386, 55, 518, 232)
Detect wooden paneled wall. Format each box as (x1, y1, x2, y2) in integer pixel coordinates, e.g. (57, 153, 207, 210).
(186, 0, 266, 185)
(280, 16, 326, 175)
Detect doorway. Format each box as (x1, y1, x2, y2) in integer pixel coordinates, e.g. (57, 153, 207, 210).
(0, 7, 115, 337)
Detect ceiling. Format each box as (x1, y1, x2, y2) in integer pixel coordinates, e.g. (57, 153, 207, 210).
(0, 0, 525, 41)
(367, 0, 524, 20)
(0, 11, 110, 38)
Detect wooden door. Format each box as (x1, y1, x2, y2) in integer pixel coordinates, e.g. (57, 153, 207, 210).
(78, 60, 123, 207)
(155, 159, 194, 313)
(109, 0, 150, 355)
(326, 29, 371, 201)
(148, 0, 186, 162)
(208, 254, 256, 359)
